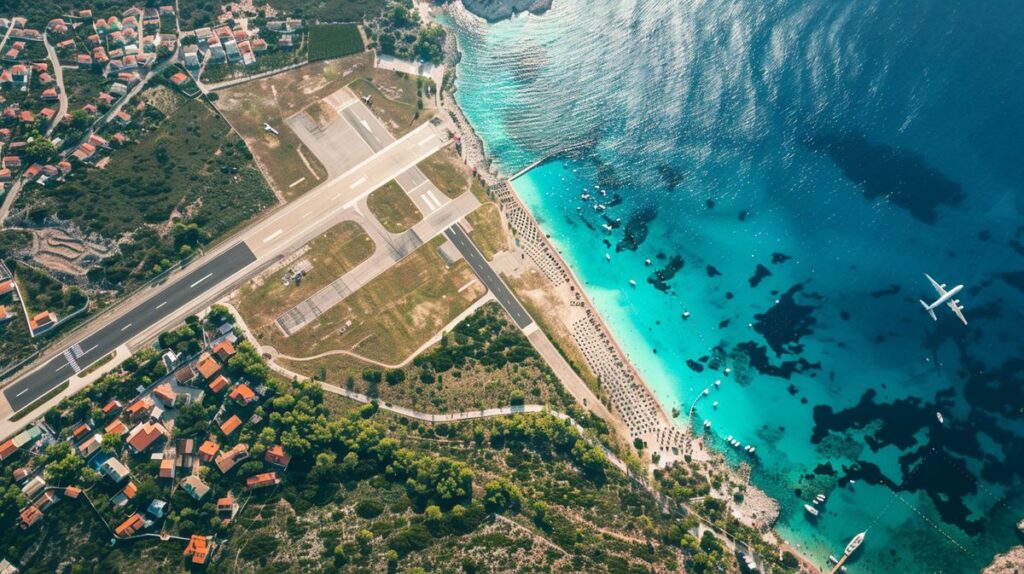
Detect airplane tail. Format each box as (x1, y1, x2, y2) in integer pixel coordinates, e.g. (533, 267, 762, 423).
(920, 300, 937, 320)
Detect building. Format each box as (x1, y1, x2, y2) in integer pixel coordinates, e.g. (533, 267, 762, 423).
(78, 434, 103, 458)
(71, 423, 91, 441)
(99, 457, 131, 483)
(104, 418, 128, 436)
(125, 397, 154, 420)
(217, 495, 233, 516)
(64, 486, 82, 499)
(195, 352, 220, 379)
(198, 440, 219, 463)
(229, 384, 256, 406)
(19, 505, 43, 529)
(181, 475, 210, 501)
(111, 481, 137, 506)
(264, 445, 291, 468)
(101, 399, 122, 414)
(153, 383, 178, 407)
(0, 439, 17, 462)
(183, 535, 213, 565)
(214, 443, 248, 473)
(28, 311, 57, 333)
(246, 472, 280, 489)
(127, 422, 168, 453)
(219, 415, 242, 437)
(212, 339, 236, 361)
(21, 476, 45, 498)
(208, 374, 229, 393)
(114, 513, 144, 538)
(147, 499, 168, 519)
(158, 459, 175, 479)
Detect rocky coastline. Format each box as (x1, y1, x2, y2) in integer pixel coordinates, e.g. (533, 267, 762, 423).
(460, 0, 552, 22)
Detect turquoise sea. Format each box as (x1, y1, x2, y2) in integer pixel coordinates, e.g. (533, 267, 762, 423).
(444, 1, 1024, 572)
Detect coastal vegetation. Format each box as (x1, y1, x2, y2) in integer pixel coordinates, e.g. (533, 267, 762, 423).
(308, 23, 366, 62)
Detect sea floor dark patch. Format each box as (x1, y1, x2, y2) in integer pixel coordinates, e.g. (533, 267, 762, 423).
(686, 359, 704, 373)
(752, 283, 817, 357)
(647, 255, 684, 292)
(616, 206, 657, 252)
(804, 132, 965, 225)
(771, 252, 791, 264)
(656, 164, 684, 191)
(870, 284, 901, 298)
(732, 342, 820, 379)
(748, 264, 772, 288)
(706, 265, 721, 278)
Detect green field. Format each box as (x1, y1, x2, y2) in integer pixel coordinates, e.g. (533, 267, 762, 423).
(366, 180, 422, 233)
(308, 23, 365, 62)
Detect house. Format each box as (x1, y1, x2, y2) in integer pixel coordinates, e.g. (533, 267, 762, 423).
(158, 459, 174, 479)
(229, 384, 256, 406)
(217, 495, 233, 515)
(114, 513, 144, 538)
(0, 279, 14, 296)
(215, 443, 248, 473)
(173, 364, 195, 384)
(208, 374, 229, 393)
(34, 490, 58, 512)
(183, 45, 200, 68)
(169, 71, 188, 86)
(76, 54, 93, 66)
(153, 383, 178, 407)
(71, 423, 91, 441)
(198, 440, 219, 463)
(64, 486, 82, 499)
(183, 535, 213, 565)
(11, 426, 42, 449)
(278, 35, 293, 49)
(125, 397, 154, 420)
(246, 472, 280, 489)
(264, 445, 291, 468)
(41, 88, 58, 100)
(113, 110, 131, 125)
(212, 339, 236, 361)
(2, 156, 21, 169)
(0, 439, 17, 461)
(104, 418, 128, 436)
(19, 111, 35, 124)
(39, 108, 55, 122)
(13, 467, 31, 482)
(102, 399, 123, 414)
(99, 457, 131, 483)
(111, 481, 137, 506)
(28, 311, 56, 332)
(0, 306, 12, 323)
(181, 475, 210, 501)
(19, 504, 43, 529)
(147, 499, 168, 519)
(71, 142, 97, 162)
(126, 421, 169, 453)
(97, 92, 114, 106)
(252, 38, 268, 52)
(219, 415, 242, 437)
(176, 438, 196, 467)
(21, 476, 45, 498)
(78, 434, 103, 458)
(195, 352, 220, 379)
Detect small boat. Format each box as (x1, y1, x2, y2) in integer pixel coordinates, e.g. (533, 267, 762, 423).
(629, 279, 637, 287)
(703, 420, 711, 429)
(936, 412, 944, 424)
(645, 258, 652, 266)
(682, 311, 691, 319)
(748, 446, 755, 454)
(726, 435, 734, 442)
(724, 368, 731, 375)
(845, 531, 867, 556)
(605, 253, 611, 261)
(714, 379, 721, 387)
(581, 193, 591, 200)
(804, 504, 819, 517)
(702, 388, 710, 396)
(712, 401, 719, 409)
(828, 555, 839, 565)
(814, 494, 826, 504)
(744, 445, 753, 452)
(602, 224, 613, 231)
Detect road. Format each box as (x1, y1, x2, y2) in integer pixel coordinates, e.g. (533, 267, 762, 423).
(444, 224, 533, 329)
(2, 120, 448, 413)
(3, 242, 256, 411)
(42, 32, 68, 136)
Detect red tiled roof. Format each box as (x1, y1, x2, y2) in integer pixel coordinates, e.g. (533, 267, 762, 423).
(198, 440, 219, 462)
(246, 472, 279, 489)
(0, 439, 16, 461)
(104, 418, 128, 435)
(195, 352, 220, 379)
(114, 513, 144, 537)
(219, 415, 242, 436)
(229, 383, 255, 405)
(208, 374, 229, 393)
(264, 445, 291, 467)
(184, 535, 212, 564)
(127, 422, 167, 453)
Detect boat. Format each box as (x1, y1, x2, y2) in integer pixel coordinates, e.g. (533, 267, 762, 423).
(682, 311, 691, 319)
(844, 531, 867, 556)
(629, 279, 636, 287)
(605, 253, 611, 261)
(748, 446, 755, 454)
(745, 445, 753, 452)
(714, 379, 721, 387)
(712, 401, 719, 409)
(815, 494, 826, 504)
(724, 367, 731, 375)
(602, 224, 613, 231)
(581, 193, 591, 200)
(936, 412, 944, 424)
(645, 258, 652, 266)
(828, 555, 839, 564)
(703, 420, 711, 429)
(804, 504, 819, 517)
(726, 435, 733, 442)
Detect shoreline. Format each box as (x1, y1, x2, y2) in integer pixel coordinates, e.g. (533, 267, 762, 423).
(428, 5, 831, 570)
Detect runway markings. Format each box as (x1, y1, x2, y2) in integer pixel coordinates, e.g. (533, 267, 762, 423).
(120, 323, 133, 332)
(263, 229, 284, 243)
(288, 177, 306, 188)
(350, 176, 367, 188)
(189, 272, 213, 289)
(418, 135, 436, 146)
(156, 301, 168, 309)
(16, 387, 29, 397)
(426, 190, 443, 209)
(302, 210, 314, 219)
(420, 191, 443, 212)
(457, 279, 478, 293)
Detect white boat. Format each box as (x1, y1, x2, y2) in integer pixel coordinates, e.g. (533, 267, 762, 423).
(682, 311, 691, 319)
(828, 555, 839, 564)
(726, 435, 733, 442)
(745, 445, 753, 452)
(814, 494, 826, 504)
(602, 224, 613, 231)
(703, 420, 711, 429)
(581, 193, 591, 200)
(605, 253, 611, 261)
(804, 504, 819, 517)
(712, 401, 719, 409)
(748, 446, 755, 454)
(844, 531, 867, 556)
(629, 279, 637, 287)
(714, 379, 721, 387)
(724, 368, 731, 375)
(702, 388, 710, 396)
(645, 259, 652, 266)
(936, 412, 944, 424)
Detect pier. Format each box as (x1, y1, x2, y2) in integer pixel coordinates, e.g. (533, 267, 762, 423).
(508, 140, 594, 181)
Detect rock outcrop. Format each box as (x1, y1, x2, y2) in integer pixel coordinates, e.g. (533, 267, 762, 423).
(982, 546, 1024, 574)
(460, 0, 552, 22)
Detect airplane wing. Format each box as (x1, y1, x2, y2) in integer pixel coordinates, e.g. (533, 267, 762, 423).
(925, 274, 947, 296)
(947, 300, 968, 325)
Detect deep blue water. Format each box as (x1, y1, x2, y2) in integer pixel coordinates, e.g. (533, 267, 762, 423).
(444, 1, 1024, 572)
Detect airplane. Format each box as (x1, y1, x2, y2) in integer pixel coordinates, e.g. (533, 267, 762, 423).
(362, 94, 373, 104)
(920, 274, 967, 325)
(263, 123, 279, 136)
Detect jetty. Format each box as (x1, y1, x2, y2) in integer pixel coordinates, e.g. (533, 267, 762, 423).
(829, 531, 867, 574)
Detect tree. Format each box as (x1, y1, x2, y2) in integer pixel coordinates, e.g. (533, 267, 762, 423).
(483, 478, 522, 513)
(25, 137, 57, 163)
(385, 369, 405, 385)
(43, 442, 86, 485)
(424, 504, 443, 524)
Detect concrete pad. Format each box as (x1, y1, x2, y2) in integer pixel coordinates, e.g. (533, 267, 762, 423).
(286, 111, 375, 178)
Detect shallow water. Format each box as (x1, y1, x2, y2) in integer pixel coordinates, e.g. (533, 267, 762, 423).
(446, 1, 1024, 572)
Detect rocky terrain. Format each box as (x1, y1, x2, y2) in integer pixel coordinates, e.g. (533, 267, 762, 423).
(461, 0, 552, 22)
(982, 546, 1024, 573)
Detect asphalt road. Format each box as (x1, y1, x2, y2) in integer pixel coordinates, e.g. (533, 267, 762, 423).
(3, 242, 256, 412)
(444, 224, 534, 329)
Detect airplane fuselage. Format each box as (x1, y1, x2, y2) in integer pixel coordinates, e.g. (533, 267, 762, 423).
(927, 284, 963, 309)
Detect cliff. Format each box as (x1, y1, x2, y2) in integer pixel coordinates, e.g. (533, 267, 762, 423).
(460, 0, 552, 22)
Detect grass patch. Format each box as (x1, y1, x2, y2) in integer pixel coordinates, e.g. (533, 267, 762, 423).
(78, 352, 114, 377)
(237, 221, 375, 333)
(309, 24, 365, 62)
(465, 203, 508, 261)
(417, 145, 471, 199)
(10, 381, 68, 421)
(61, 68, 108, 113)
(348, 68, 433, 137)
(367, 180, 422, 233)
(12, 261, 87, 318)
(264, 237, 485, 364)
(215, 55, 373, 199)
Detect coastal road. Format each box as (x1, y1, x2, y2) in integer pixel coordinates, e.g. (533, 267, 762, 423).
(444, 224, 533, 329)
(3, 243, 256, 411)
(2, 121, 449, 414)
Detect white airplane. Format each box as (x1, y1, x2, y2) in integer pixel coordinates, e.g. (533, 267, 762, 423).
(263, 123, 279, 136)
(920, 274, 967, 325)
(362, 94, 373, 104)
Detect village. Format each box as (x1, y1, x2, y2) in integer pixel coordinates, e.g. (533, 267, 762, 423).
(0, 305, 296, 567)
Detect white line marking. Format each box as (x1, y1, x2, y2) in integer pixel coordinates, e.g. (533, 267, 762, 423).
(426, 190, 443, 209)
(360, 119, 371, 131)
(156, 301, 167, 309)
(302, 210, 314, 219)
(457, 279, 478, 293)
(81, 345, 98, 356)
(420, 193, 437, 212)
(288, 177, 306, 188)
(263, 229, 283, 243)
(16, 388, 29, 397)
(120, 323, 133, 332)
(418, 135, 435, 146)
(189, 272, 213, 288)
(350, 176, 367, 188)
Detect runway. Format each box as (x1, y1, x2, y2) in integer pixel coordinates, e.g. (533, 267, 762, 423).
(444, 224, 533, 330)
